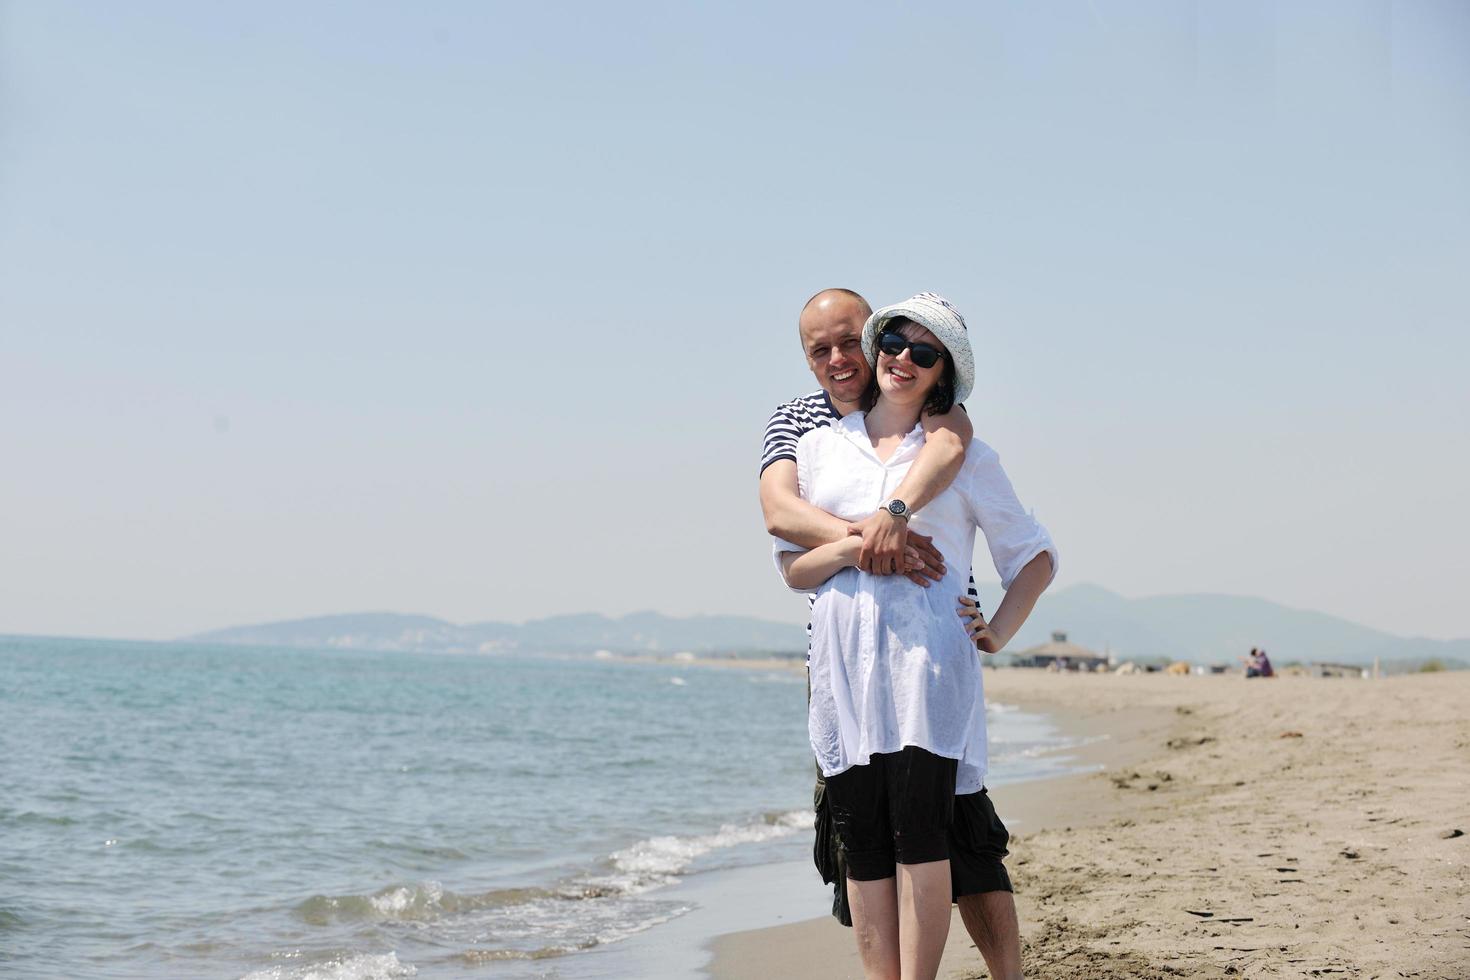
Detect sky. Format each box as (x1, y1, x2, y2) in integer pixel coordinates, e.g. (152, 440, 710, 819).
(1, 1, 1467, 642)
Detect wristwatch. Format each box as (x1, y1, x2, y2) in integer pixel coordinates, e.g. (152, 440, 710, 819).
(883, 499, 911, 522)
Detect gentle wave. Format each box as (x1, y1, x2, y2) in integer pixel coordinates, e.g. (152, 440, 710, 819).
(295, 881, 608, 926)
(599, 809, 808, 890)
(450, 901, 690, 964)
(1008, 732, 1106, 759)
(240, 951, 416, 980)
(275, 811, 809, 979)
(364, 838, 469, 862)
(2, 810, 79, 827)
(454, 946, 581, 963)
(295, 808, 808, 928)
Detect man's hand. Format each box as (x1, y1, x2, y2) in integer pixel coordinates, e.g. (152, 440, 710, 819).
(847, 518, 946, 586)
(851, 510, 907, 576)
(958, 594, 1008, 653)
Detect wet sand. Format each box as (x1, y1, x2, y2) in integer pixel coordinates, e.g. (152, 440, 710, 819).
(707, 669, 1470, 978)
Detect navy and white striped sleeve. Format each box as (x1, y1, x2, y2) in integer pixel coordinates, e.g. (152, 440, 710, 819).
(760, 391, 835, 476)
(760, 404, 804, 475)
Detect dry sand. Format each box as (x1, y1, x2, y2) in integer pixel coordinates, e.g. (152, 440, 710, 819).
(708, 669, 1470, 979)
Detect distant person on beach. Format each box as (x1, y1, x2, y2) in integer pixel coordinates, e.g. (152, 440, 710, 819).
(1243, 647, 1275, 678)
(764, 290, 1056, 980)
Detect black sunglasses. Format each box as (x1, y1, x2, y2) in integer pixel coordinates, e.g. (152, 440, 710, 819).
(877, 330, 948, 369)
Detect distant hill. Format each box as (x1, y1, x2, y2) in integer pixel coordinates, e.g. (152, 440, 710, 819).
(974, 583, 1469, 667)
(189, 584, 1468, 666)
(189, 610, 805, 656)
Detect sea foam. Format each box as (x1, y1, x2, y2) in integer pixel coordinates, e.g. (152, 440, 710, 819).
(240, 951, 416, 980)
(599, 809, 808, 890)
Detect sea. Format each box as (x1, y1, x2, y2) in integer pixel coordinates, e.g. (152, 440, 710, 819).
(0, 636, 1092, 980)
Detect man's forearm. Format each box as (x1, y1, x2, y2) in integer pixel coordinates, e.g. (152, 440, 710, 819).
(765, 495, 851, 549)
(759, 460, 851, 549)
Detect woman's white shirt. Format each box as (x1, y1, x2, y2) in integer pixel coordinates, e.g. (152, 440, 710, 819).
(772, 411, 1058, 794)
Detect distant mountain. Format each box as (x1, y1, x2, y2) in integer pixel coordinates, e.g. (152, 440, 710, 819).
(973, 583, 1470, 666)
(190, 610, 805, 656)
(189, 585, 1468, 666)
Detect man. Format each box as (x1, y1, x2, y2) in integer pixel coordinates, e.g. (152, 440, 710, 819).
(759, 288, 1023, 980)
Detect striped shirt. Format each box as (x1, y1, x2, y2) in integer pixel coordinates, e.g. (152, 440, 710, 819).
(760, 390, 982, 658)
(761, 390, 839, 476)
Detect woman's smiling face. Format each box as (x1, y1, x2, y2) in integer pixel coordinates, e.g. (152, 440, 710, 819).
(875, 319, 948, 404)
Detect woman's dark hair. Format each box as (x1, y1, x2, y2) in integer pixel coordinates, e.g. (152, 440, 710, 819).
(861, 318, 957, 416)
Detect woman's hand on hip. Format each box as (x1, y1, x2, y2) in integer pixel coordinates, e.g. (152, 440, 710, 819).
(958, 594, 1006, 653)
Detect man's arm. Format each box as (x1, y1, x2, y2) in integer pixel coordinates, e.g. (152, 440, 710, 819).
(759, 460, 850, 549)
(852, 405, 975, 573)
(761, 458, 946, 581)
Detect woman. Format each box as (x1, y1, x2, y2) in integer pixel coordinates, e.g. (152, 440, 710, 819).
(773, 292, 1057, 980)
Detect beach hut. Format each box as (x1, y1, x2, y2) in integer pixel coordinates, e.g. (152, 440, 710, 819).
(1013, 631, 1108, 671)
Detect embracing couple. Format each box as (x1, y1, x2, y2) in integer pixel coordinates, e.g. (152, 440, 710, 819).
(759, 289, 1057, 980)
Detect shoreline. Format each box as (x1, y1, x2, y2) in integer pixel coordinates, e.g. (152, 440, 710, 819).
(544, 683, 1121, 980)
(703, 672, 1169, 980)
(706, 670, 1470, 979)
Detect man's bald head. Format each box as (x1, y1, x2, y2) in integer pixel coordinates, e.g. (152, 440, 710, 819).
(797, 288, 873, 413)
(799, 288, 872, 328)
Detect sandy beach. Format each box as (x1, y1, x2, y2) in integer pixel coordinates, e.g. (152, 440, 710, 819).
(708, 669, 1470, 979)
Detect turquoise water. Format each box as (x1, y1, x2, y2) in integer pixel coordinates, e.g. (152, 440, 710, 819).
(0, 637, 1082, 979)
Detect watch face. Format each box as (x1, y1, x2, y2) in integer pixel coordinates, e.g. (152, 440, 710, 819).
(887, 500, 906, 516)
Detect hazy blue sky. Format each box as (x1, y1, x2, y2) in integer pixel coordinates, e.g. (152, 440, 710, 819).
(2, 1, 1467, 641)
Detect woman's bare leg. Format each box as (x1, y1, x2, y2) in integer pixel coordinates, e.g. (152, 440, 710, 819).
(847, 875, 901, 980)
(896, 859, 951, 980)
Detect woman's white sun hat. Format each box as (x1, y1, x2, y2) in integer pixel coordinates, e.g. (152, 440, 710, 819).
(861, 291, 976, 405)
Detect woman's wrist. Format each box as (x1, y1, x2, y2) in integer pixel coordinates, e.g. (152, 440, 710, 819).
(987, 616, 1016, 650)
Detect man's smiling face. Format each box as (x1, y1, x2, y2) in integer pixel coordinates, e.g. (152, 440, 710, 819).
(798, 292, 872, 411)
